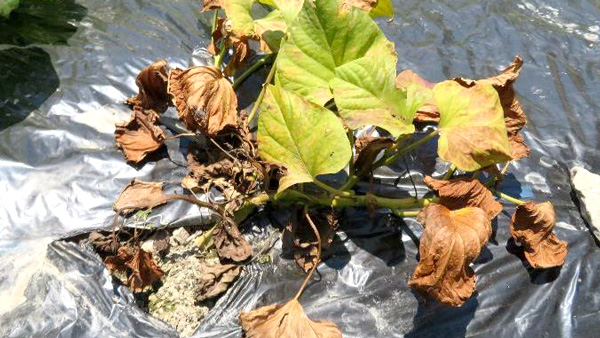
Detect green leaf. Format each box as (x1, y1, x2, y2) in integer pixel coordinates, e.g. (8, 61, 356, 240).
(330, 56, 416, 137)
(370, 0, 394, 18)
(224, 0, 287, 52)
(258, 85, 352, 193)
(276, 0, 395, 106)
(0, 0, 20, 18)
(273, 0, 304, 23)
(434, 80, 512, 171)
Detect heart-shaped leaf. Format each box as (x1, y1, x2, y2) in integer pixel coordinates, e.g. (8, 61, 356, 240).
(409, 204, 491, 306)
(276, 0, 395, 105)
(330, 56, 417, 137)
(258, 85, 352, 193)
(434, 80, 512, 171)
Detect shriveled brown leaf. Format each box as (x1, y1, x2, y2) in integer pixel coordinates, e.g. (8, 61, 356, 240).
(396, 70, 440, 124)
(354, 136, 394, 175)
(213, 220, 253, 262)
(113, 178, 170, 214)
(510, 201, 568, 269)
(454, 56, 529, 160)
(201, 0, 222, 13)
(240, 299, 342, 338)
(168, 66, 238, 135)
(88, 231, 118, 254)
(409, 204, 491, 306)
(284, 209, 339, 273)
(125, 59, 170, 113)
(104, 246, 164, 293)
(126, 248, 164, 292)
(115, 109, 165, 163)
(197, 263, 241, 301)
(224, 37, 252, 77)
(424, 176, 502, 220)
(208, 17, 226, 56)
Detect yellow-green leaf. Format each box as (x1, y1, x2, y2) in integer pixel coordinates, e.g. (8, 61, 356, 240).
(434, 80, 512, 171)
(330, 56, 416, 137)
(276, 0, 395, 106)
(258, 85, 352, 193)
(370, 0, 394, 18)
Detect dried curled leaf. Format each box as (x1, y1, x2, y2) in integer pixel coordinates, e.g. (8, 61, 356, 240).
(395, 70, 439, 124)
(168, 66, 238, 135)
(354, 136, 394, 175)
(240, 299, 342, 338)
(114, 109, 165, 163)
(125, 59, 170, 113)
(113, 178, 169, 214)
(424, 176, 502, 220)
(213, 220, 253, 262)
(510, 201, 568, 269)
(197, 263, 241, 301)
(409, 204, 491, 306)
(88, 232, 118, 254)
(455, 56, 529, 160)
(201, 0, 222, 12)
(105, 246, 164, 293)
(284, 209, 339, 272)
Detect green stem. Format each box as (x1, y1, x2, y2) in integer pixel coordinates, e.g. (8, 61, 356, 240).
(211, 10, 220, 64)
(245, 60, 277, 127)
(340, 175, 359, 191)
(312, 179, 354, 197)
(491, 189, 526, 205)
(347, 131, 355, 174)
(443, 164, 456, 180)
(392, 209, 420, 217)
(232, 54, 275, 90)
(214, 37, 227, 68)
(373, 130, 439, 170)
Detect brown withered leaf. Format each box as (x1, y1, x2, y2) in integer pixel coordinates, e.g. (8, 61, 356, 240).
(213, 220, 253, 262)
(284, 209, 339, 273)
(342, 0, 378, 12)
(113, 179, 170, 214)
(354, 136, 394, 175)
(201, 0, 222, 13)
(197, 263, 241, 301)
(510, 201, 568, 269)
(423, 176, 502, 220)
(409, 204, 491, 306)
(240, 299, 342, 338)
(88, 231, 118, 254)
(125, 59, 170, 113)
(454, 56, 529, 160)
(168, 66, 238, 135)
(396, 70, 440, 124)
(208, 17, 252, 76)
(114, 109, 165, 163)
(104, 246, 164, 293)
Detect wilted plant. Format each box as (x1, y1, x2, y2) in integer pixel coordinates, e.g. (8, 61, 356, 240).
(109, 0, 568, 336)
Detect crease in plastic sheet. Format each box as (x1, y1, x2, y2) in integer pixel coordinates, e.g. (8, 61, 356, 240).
(1, 0, 600, 337)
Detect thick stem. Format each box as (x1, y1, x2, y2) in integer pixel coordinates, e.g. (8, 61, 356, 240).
(245, 61, 277, 127)
(294, 207, 322, 301)
(393, 209, 420, 217)
(312, 179, 354, 197)
(214, 38, 227, 68)
(443, 164, 456, 180)
(210, 10, 219, 64)
(232, 54, 275, 90)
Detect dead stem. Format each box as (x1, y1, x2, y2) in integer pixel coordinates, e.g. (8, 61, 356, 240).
(293, 206, 322, 301)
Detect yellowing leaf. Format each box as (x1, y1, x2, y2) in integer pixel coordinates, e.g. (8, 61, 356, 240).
(395, 70, 439, 124)
(258, 85, 352, 192)
(168, 66, 238, 135)
(410, 204, 491, 306)
(330, 56, 416, 137)
(240, 299, 342, 338)
(276, 0, 395, 105)
(273, 0, 304, 23)
(434, 80, 512, 171)
(343, 0, 394, 18)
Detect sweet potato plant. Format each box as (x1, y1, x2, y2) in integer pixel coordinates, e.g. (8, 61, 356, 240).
(107, 0, 568, 336)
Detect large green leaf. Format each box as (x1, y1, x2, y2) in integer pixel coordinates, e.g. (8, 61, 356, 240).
(224, 0, 287, 52)
(0, 0, 20, 18)
(276, 0, 395, 106)
(330, 56, 417, 137)
(434, 80, 512, 171)
(258, 85, 352, 193)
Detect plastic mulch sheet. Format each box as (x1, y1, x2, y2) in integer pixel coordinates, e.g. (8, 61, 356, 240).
(1, 0, 599, 337)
